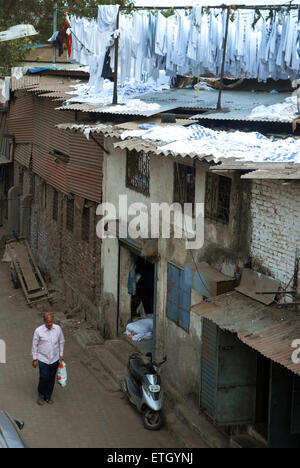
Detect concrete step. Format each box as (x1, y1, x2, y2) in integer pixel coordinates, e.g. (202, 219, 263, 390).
(84, 358, 121, 393)
(90, 345, 126, 386)
(74, 328, 105, 350)
(230, 434, 267, 449)
(165, 412, 208, 448)
(104, 338, 135, 368)
(174, 403, 229, 448)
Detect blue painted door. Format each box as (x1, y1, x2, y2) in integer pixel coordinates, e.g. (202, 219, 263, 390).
(167, 263, 191, 333)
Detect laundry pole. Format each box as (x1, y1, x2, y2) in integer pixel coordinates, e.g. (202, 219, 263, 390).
(53, 2, 58, 64)
(113, 9, 120, 105)
(217, 7, 230, 110)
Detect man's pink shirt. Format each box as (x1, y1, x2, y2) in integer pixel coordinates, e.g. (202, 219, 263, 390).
(32, 324, 65, 365)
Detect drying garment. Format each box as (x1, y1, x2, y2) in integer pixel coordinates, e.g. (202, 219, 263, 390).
(68, 7, 300, 97)
(97, 4, 119, 33)
(70, 5, 118, 94)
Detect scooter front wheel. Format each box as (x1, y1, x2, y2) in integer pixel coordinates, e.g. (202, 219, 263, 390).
(142, 409, 163, 431)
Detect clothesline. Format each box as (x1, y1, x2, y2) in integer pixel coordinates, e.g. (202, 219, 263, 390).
(67, 4, 300, 108)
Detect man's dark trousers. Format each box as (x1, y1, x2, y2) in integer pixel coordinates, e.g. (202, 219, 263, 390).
(38, 360, 59, 401)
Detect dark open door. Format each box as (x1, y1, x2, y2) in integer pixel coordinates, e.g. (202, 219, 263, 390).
(268, 362, 300, 448)
(215, 330, 257, 426)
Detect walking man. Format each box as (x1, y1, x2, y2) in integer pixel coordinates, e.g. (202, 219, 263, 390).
(32, 313, 65, 406)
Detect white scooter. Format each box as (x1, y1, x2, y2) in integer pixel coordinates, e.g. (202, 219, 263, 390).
(122, 352, 167, 430)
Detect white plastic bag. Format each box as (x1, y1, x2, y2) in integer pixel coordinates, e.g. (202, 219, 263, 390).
(125, 317, 153, 336)
(57, 361, 67, 387)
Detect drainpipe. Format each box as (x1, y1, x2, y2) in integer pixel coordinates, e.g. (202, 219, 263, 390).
(53, 2, 58, 65)
(116, 240, 121, 336)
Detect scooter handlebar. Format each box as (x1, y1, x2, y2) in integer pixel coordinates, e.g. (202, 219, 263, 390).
(153, 356, 167, 367)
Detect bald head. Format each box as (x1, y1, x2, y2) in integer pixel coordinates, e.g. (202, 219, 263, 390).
(44, 313, 54, 330)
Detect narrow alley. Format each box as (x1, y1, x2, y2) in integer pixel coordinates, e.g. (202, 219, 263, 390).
(0, 261, 181, 449)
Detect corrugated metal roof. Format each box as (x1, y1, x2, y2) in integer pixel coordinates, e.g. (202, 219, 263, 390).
(12, 75, 82, 98)
(113, 138, 218, 161)
(57, 89, 293, 122)
(57, 102, 180, 117)
(211, 162, 300, 172)
(141, 89, 293, 119)
(241, 168, 300, 179)
(192, 291, 300, 375)
(11, 75, 40, 92)
(57, 122, 114, 135)
(191, 109, 294, 124)
(188, 90, 295, 123)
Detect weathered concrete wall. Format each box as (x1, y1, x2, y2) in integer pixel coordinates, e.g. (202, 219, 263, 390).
(250, 179, 300, 286)
(101, 141, 250, 404)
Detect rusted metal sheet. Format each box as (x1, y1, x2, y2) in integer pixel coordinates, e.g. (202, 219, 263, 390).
(66, 164, 102, 203)
(7, 95, 34, 144)
(0, 112, 9, 158)
(32, 146, 68, 194)
(69, 133, 104, 169)
(32, 147, 46, 178)
(33, 97, 74, 156)
(193, 291, 300, 376)
(44, 154, 68, 194)
(11, 75, 40, 92)
(14, 144, 32, 168)
(241, 322, 300, 376)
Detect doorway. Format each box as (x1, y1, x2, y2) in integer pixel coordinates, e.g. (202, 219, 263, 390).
(118, 244, 157, 356)
(255, 354, 271, 440)
(131, 256, 155, 320)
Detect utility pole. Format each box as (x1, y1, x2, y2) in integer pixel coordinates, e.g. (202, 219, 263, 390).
(53, 2, 58, 64)
(112, 9, 120, 105)
(217, 7, 230, 111)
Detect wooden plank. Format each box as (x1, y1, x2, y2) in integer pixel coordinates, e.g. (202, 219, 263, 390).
(6, 240, 49, 305)
(24, 240, 48, 290)
(13, 244, 40, 292)
(28, 290, 48, 300)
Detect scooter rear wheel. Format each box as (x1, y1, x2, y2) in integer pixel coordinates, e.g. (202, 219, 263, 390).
(142, 409, 163, 431)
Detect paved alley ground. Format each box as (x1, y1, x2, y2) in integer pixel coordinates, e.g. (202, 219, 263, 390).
(0, 262, 181, 449)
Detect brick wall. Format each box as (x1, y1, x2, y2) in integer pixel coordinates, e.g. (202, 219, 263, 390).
(10, 92, 104, 327)
(250, 179, 300, 286)
(30, 174, 102, 324)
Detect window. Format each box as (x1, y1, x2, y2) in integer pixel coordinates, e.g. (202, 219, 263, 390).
(52, 190, 58, 222)
(174, 163, 195, 208)
(66, 198, 74, 232)
(82, 206, 90, 242)
(166, 263, 191, 333)
(126, 149, 150, 196)
(205, 173, 231, 223)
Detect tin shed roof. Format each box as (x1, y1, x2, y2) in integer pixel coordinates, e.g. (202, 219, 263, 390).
(192, 291, 300, 375)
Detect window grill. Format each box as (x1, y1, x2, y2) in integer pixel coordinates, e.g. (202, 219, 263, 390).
(66, 198, 74, 232)
(205, 173, 231, 223)
(174, 163, 195, 208)
(126, 149, 150, 196)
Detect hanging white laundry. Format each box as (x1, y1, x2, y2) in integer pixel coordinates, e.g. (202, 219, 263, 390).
(68, 5, 300, 102)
